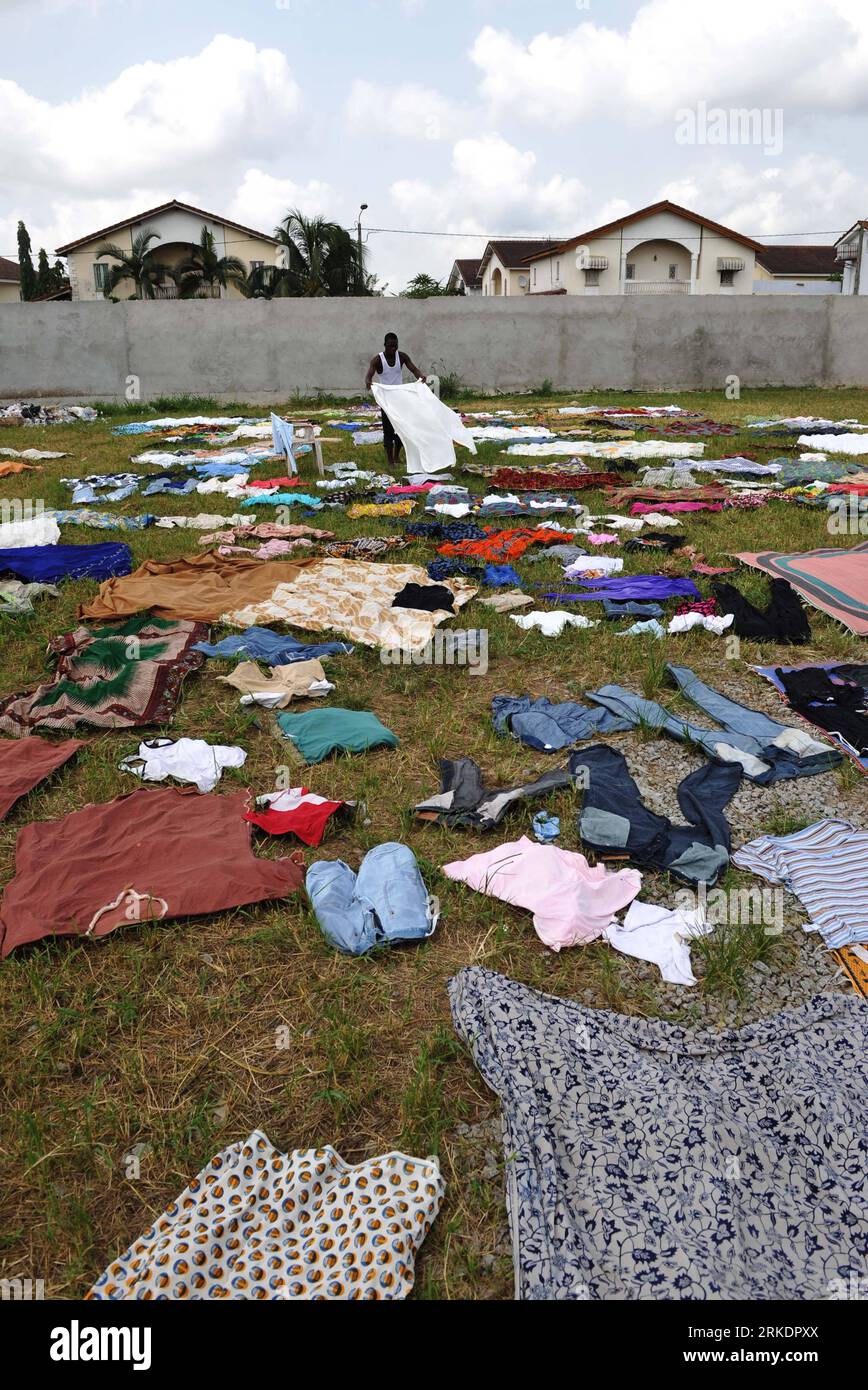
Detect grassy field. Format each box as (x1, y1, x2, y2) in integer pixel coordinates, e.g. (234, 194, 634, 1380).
(0, 385, 865, 1299)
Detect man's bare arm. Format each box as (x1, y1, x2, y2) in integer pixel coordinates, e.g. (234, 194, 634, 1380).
(364, 355, 380, 390)
(400, 352, 425, 380)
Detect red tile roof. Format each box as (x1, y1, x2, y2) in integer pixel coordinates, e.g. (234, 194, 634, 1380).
(522, 201, 765, 262)
(56, 199, 280, 254)
(0, 255, 20, 282)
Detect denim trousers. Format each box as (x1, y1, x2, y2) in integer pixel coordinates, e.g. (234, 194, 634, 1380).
(306, 842, 437, 955)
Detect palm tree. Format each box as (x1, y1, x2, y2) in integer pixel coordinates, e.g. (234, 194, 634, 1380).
(96, 228, 166, 299)
(275, 210, 366, 296)
(239, 262, 291, 300)
(174, 226, 247, 299)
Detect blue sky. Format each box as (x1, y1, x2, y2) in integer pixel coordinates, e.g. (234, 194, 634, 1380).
(2, 0, 867, 291)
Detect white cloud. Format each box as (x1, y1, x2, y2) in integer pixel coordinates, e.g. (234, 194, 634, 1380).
(0, 35, 302, 197)
(226, 170, 338, 235)
(391, 134, 587, 234)
(471, 1, 868, 127)
(373, 133, 590, 290)
(344, 80, 471, 143)
(657, 156, 868, 241)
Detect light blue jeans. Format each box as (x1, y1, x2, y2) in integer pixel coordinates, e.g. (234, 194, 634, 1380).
(306, 842, 437, 956)
(585, 664, 840, 783)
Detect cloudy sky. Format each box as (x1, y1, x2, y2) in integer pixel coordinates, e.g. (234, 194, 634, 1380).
(2, 0, 867, 291)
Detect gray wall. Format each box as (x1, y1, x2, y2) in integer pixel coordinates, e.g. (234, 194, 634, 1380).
(2, 295, 867, 402)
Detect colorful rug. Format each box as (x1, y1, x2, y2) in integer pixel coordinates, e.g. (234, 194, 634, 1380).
(0, 615, 207, 735)
(735, 542, 868, 636)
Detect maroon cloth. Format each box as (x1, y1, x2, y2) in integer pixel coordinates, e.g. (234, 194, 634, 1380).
(0, 788, 304, 956)
(0, 737, 84, 821)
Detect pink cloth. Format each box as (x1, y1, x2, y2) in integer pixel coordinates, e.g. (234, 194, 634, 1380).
(246, 478, 303, 489)
(386, 482, 436, 495)
(586, 532, 618, 546)
(442, 836, 642, 951)
(630, 501, 723, 516)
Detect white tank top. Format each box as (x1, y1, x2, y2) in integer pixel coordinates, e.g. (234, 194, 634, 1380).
(377, 350, 404, 385)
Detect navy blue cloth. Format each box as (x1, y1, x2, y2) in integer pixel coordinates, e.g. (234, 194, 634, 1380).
(568, 743, 742, 886)
(427, 558, 486, 583)
(193, 626, 354, 665)
(0, 542, 132, 584)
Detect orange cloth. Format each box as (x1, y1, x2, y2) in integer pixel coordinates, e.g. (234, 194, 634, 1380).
(0, 461, 39, 477)
(78, 549, 317, 623)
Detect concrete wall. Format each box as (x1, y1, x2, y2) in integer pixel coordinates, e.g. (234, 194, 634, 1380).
(2, 295, 868, 402)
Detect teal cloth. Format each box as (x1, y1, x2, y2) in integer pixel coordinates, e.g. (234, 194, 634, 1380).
(276, 708, 398, 763)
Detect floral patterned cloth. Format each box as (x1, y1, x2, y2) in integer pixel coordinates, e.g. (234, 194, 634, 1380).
(449, 966, 868, 1301)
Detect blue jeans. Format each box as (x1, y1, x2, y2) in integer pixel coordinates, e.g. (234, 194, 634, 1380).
(306, 842, 437, 955)
(585, 663, 840, 783)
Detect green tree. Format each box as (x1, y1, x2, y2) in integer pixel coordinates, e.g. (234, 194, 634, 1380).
(17, 221, 37, 300)
(275, 210, 367, 297)
(96, 228, 166, 300)
(401, 272, 450, 298)
(174, 226, 247, 298)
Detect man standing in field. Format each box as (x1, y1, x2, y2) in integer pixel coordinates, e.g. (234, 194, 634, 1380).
(365, 332, 426, 468)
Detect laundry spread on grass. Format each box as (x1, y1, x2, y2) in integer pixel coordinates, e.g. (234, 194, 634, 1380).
(3, 391, 868, 1306)
(89, 1132, 443, 1300)
(450, 967, 867, 1299)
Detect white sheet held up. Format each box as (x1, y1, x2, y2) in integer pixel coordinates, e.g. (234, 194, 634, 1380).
(372, 380, 477, 475)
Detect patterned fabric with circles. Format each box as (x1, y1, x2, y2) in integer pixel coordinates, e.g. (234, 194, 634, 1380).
(89, 1131, 444, 1300)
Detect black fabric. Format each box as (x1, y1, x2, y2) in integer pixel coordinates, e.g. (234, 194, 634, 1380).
(623, 532, 687, 554)
(568, 743, 742, 886)
(775, 666, 868, 757)
(380, 409, 402, 451)
(712, 578, 811, 644)
(415, 756, 571, 830)
(391, 582, 455, 613)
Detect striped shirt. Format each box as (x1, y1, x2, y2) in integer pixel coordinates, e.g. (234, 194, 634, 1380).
(733, 819, 868, 950)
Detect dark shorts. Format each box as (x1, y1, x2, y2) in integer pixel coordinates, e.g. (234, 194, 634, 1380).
(381, 410, 402, 450)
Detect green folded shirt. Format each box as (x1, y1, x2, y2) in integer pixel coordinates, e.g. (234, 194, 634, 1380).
(276, 707, 399, 763)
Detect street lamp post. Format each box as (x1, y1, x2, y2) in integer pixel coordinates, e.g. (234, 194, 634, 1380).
(357, 203, 368, 293)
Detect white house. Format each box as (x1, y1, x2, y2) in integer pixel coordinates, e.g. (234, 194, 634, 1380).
(55, 199, 285, 301)
(524, 201, 763, 296)
(834, 220, 868, 295)
(477, 239, 559, 296)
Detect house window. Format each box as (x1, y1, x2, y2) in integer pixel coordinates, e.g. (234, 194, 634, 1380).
(668, 264, 677, 280)
(719, 268, 735, 286)
(250, 260, 264, 270)
(533, 266, 537, 285)
(584, 268, 601, 287)
(625, 263, 635, 280)
(93, 262, 110, 293)
(556, 260, 561, 281)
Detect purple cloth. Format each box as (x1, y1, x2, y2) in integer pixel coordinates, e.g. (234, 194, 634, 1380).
(543, 576, 700, 603)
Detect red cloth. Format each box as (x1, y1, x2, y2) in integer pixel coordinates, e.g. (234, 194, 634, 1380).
(488, 469, 621, 491)
(0, 788, 304, 956)
(244, 787, 349, 846)
(0, 737, 84, 820)
(438, 526, 566, 563)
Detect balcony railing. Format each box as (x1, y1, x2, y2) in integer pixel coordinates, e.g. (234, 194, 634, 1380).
(623, 280, 690, 295)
